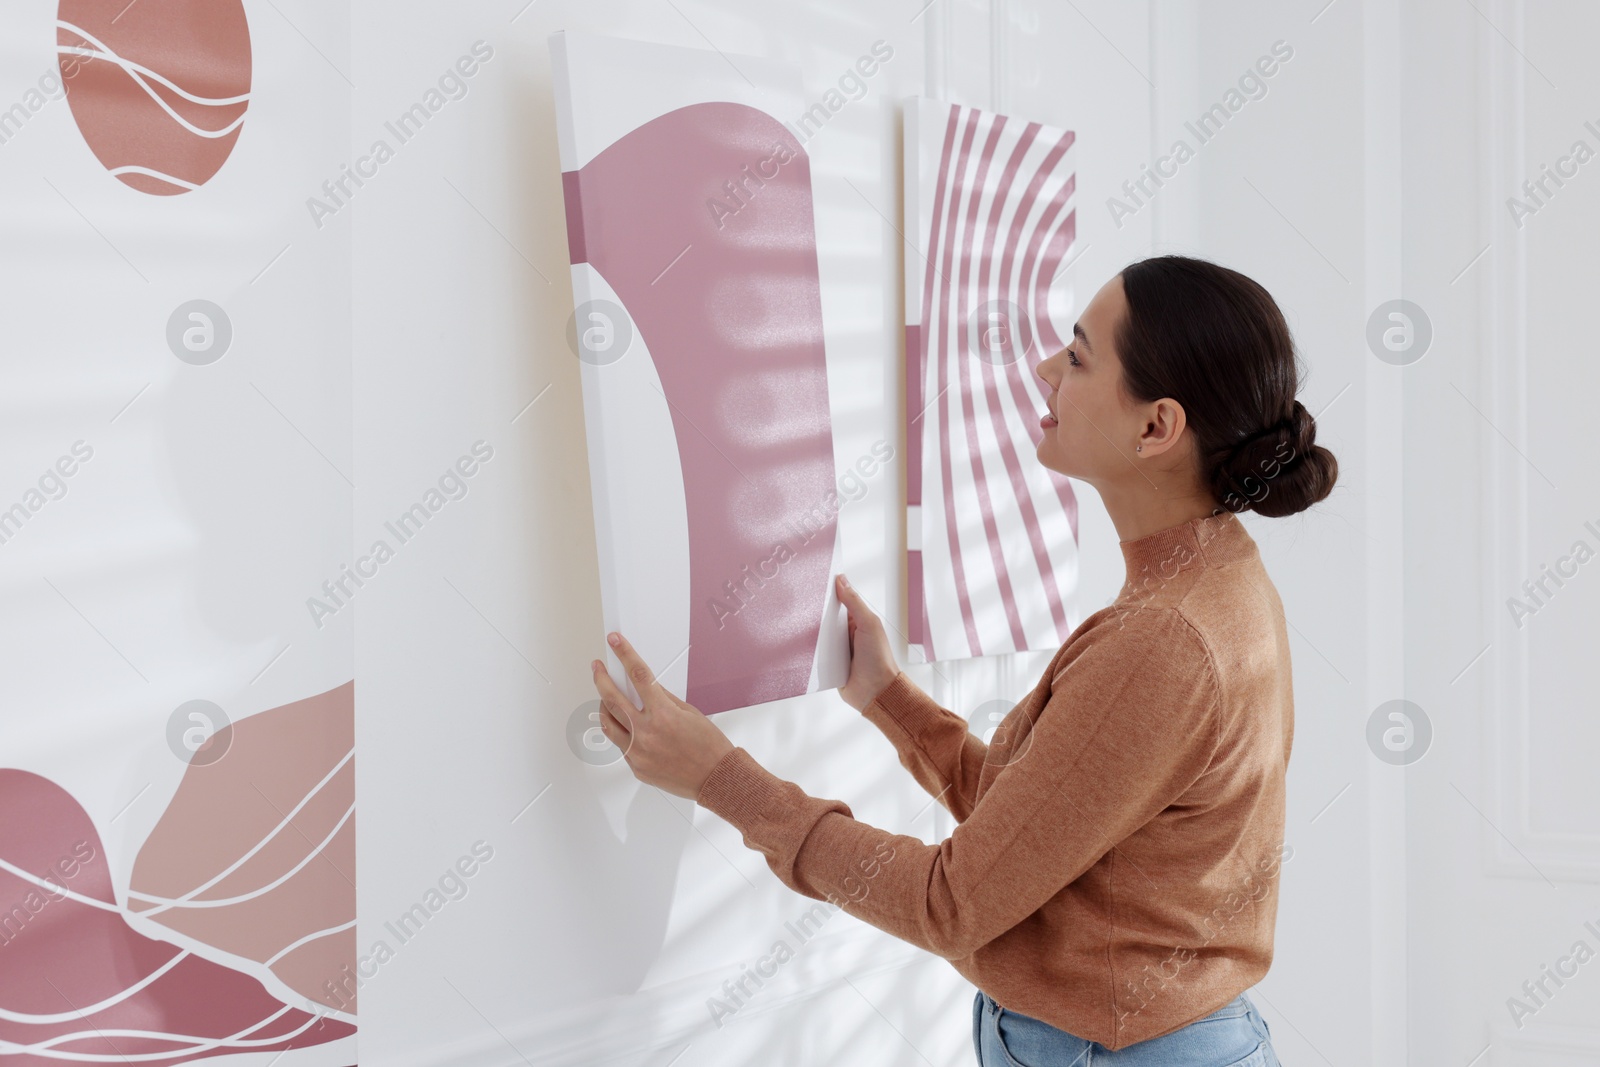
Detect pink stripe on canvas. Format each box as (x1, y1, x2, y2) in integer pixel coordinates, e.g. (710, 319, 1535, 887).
(1002, 147, 1080, 548)
(931, 107, 985, 659)
(561, 169, 588, 265)
(565, 101, 836, 712)
(951, 111, 1029, 653)
(1016, 168, 1075, 371)
(1032, 207, 1078, 355)
(905, 323, 922, 508)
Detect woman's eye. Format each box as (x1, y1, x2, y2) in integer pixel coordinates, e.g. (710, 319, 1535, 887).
(1067, 349, 1082, 367)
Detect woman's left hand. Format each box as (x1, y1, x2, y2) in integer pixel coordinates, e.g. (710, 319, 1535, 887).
(589, 631, 735, 800)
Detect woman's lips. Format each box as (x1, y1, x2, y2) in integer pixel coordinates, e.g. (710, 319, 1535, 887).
(1041, 408, 1059, 429)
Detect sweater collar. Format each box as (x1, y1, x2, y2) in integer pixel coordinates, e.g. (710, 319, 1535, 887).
(1117, 508, 1254, 584)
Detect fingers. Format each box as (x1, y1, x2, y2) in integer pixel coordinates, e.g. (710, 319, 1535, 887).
(597, 699, 634, 747)
(835, 573, 878, 623)
(591, 658, 641, 726)
(591, 664, 639, 762)
(606, 631, 658, 708)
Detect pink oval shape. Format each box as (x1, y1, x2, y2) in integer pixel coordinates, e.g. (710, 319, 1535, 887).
(57, 0, 252, 195)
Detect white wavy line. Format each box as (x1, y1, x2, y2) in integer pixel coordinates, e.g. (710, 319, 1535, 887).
(107, 165, 201, 191)
(54, 44, 251, 107)
(0, 1004, 329, 1061)
(55, 23, 252, 105)
(129, 802, 354, 912)
(113, 907, 336, 1023)
(0, 951, 188, 1025)
(263, 918, 356, 967)
(127, 747, 353, 916)
(55, 22, 249, 139)
(8, 1009, 289, 1054)
(54, 44, 247, 139)
(0, 858, 121, 915)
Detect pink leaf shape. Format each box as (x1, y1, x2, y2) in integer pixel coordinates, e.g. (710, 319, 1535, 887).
(128, 682, 356, 1013)
(0, 768, 354, 1065)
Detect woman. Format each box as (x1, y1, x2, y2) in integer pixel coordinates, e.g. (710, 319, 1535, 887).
(589, 254, 1336, 1064)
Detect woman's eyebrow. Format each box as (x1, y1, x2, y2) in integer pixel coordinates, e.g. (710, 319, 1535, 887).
(1073, 323, 1093, 355)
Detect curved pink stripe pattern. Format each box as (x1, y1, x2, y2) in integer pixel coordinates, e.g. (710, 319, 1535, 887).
(998, 155, 1080, 549)
(129, 682, 355, 1012)
(974, 122, 1073, 646)
(565, 101, 837, 712)
(0, 769, 354, 1065)
(933, 107, 984, 660)
(905, 99, 1081, 663)
(952, 114, 1029, 654)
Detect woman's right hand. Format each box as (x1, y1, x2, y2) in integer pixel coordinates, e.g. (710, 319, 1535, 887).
(835, 573, 900, 712)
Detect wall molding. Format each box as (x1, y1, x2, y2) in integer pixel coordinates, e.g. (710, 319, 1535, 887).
(1491, 1021, 1600, 1064)
(1480, 0, 1600, 884)
(989, 0, 1011, 114)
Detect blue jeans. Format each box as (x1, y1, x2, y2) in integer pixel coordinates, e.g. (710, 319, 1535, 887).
(972, 988, 1281, 1066)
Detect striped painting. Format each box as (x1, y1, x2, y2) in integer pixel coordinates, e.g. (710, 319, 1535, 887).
(904, 98, 1082, 664)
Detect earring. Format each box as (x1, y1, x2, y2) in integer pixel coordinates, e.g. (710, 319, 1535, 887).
(1135, 445, 1143, 452)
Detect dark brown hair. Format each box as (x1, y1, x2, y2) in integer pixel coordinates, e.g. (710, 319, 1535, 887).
(1114, 255, 1338, 518)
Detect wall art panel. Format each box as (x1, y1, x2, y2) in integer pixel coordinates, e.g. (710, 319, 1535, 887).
(2, 0, 355, 1061)
(550, 30, 850, 715)
(903, 96, 1083, 664)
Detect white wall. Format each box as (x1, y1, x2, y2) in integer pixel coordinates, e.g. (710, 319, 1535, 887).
(1404, 0, 1600, 1063)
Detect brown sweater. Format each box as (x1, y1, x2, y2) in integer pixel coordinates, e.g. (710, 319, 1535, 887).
(695, 508, 1294, 1049)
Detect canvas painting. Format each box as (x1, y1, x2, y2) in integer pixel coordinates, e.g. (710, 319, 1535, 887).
(903, 96, 1084, 664)
(550, 30, 850, 715)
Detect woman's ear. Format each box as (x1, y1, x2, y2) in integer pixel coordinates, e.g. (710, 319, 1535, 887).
(1138, 398, 1188, 455)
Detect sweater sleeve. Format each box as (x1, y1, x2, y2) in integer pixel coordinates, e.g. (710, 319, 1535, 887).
(694, 608, 1222, 961)
(858, 671, 988, 822)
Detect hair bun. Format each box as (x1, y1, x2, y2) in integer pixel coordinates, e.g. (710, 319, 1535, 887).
(1284, 398, 1316, 455)
(1210, 399, 1337, 518)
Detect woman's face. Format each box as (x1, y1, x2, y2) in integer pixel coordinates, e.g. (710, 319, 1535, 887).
(1033, 273, 1141, 483)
